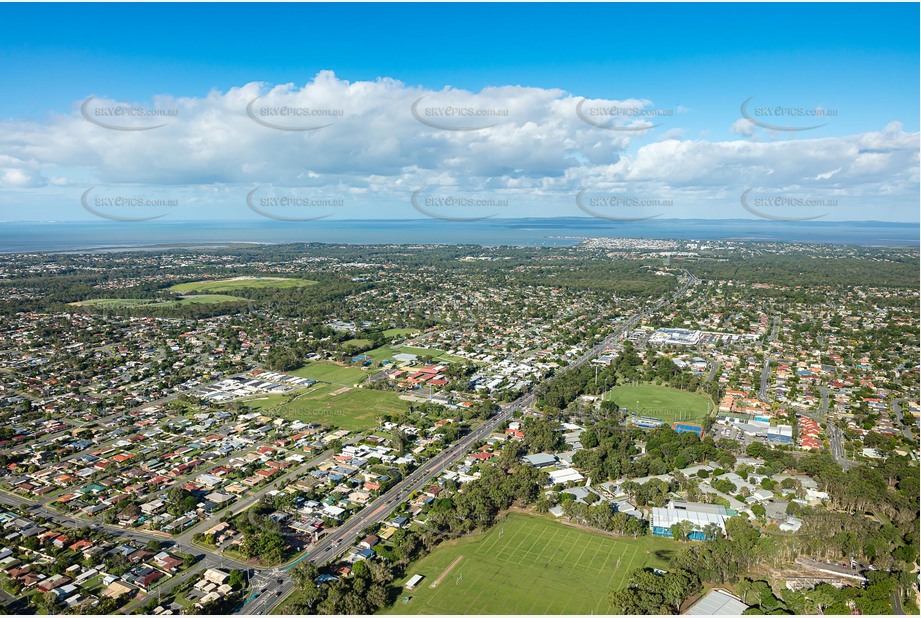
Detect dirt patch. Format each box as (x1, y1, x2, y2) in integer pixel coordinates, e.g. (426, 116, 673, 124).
(430, 555, 463, 588)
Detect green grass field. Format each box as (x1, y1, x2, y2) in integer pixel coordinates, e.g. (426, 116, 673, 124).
(607, 384, 713, 423)
(359, 345, 401, 364)
(382, 513, 676, 615)
(383, 328, 421, 338)
(289, 362, 369, 385)
(343, 338, 374, 351)
(168, 276, 317, 293)
(248, 383, 406, 431)
(351, 344, 475, 367)
(394, 346, 470, 364)
(71, 295, 243, 308)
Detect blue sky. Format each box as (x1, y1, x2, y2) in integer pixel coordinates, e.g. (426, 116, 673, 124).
(0, 3, 918, 222)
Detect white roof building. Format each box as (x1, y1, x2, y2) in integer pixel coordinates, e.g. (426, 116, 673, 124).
(547, 468, 584, 484)
(651, 501, 729, 539)
(405, 574, 424, 589)
(684, 589, 748, 615)
(522, 453, 557, 467)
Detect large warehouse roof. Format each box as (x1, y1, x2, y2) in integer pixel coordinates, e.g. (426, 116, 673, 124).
(651, 506, 727, 532)
(684, 589, 749, 615)
(547, 468, 584, 484)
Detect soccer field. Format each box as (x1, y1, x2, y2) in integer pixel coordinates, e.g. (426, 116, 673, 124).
(382, 513, 675, 615)
(607, 384, 713, 423)
(383, 328, 420, 338)
(394, 346, 470, 364)
(288, 362, 369, 385)
(249, 383, 407, 431)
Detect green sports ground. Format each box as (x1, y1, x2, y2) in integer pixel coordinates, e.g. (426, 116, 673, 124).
(381, 513, 676, 615)
(247, 383, 407, 431)
(606, 384, 713, 423)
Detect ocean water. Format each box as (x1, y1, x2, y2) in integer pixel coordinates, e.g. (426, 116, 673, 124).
(0, 218, 917, 253)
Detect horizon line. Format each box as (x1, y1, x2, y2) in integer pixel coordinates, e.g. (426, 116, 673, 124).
(4, 217, 920, 226)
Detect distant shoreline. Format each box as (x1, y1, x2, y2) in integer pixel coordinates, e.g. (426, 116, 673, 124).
(1, 218, 917, 254)
(52, 242, 273, 254)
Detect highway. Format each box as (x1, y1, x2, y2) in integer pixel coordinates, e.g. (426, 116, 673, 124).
(239, 568, 294, 615)
(706, 360, 720, 383)
(891, 398, 917, 439)
(758, 357, 772, 402)
(819, 386, 830, 415)
(758, 316, 779, 402)
(826, 423, 847, 464)
(801, 392, 854, 470)
(813, 385, 857, 469)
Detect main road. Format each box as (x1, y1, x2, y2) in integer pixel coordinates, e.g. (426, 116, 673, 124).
(801, 389, 854, 471)
(758, 316, 779, 402)
(891, 398, 917, 440)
